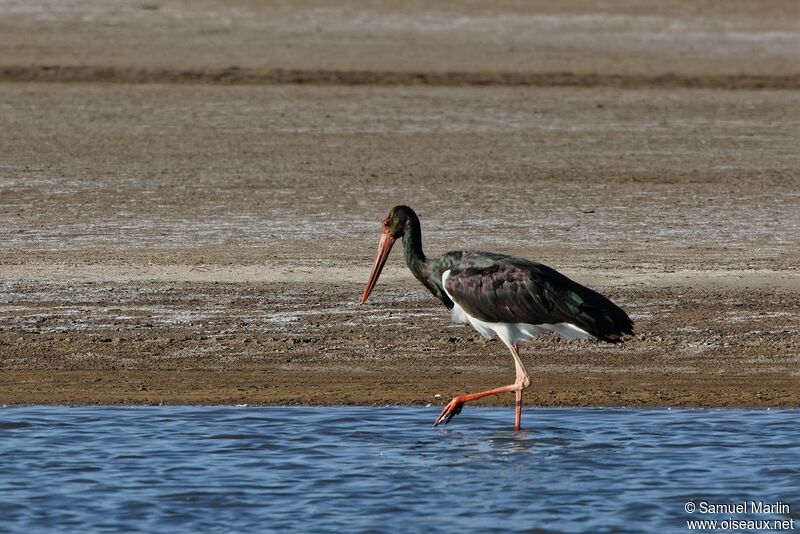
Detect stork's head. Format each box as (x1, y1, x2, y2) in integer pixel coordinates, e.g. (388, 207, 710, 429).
(383, 205, 416, 238)
(360, 206, 417, 304)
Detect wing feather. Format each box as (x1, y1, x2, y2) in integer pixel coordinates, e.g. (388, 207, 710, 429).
(443, 258, 633, 342)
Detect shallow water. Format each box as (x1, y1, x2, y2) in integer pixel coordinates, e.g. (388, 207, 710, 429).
(1, 406, 798, 533)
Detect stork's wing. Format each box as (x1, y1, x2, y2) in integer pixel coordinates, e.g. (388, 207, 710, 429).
(443, 259, 633, 342)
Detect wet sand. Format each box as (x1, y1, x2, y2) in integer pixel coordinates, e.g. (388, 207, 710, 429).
(1, 1, 799, 407)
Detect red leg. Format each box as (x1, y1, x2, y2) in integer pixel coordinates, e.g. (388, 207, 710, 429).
(434, 384, 518, 427)
(434, 342, 531, 429)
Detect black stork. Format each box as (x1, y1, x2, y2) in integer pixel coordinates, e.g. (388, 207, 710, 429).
(360, 205, 634, 431)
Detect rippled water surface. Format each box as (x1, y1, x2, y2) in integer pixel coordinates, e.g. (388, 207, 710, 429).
(1, 406, 798, 533)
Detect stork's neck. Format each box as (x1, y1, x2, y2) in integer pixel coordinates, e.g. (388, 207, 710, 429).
(402, 217, 426, 272)
(404, 214, 440, 290)
(399, 210, 452, 307)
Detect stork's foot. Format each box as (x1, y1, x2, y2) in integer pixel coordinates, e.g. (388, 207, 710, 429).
(434, 396, 465, 427)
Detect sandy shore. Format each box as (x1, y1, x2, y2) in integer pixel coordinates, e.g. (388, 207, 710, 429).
(1, 0, 799, 407)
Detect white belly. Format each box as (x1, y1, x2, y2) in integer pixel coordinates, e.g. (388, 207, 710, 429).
(442, 270, 592, 346)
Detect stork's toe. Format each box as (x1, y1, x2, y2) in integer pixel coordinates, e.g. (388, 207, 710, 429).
(434, 397, 464, 427)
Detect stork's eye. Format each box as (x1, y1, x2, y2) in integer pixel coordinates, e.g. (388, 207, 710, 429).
(382, 219, 391, 230)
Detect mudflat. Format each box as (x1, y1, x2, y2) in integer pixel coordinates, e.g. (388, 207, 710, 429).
(1, 1, 799, 408)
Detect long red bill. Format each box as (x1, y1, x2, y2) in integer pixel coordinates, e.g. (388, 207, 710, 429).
(360, 232, 395, 304)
